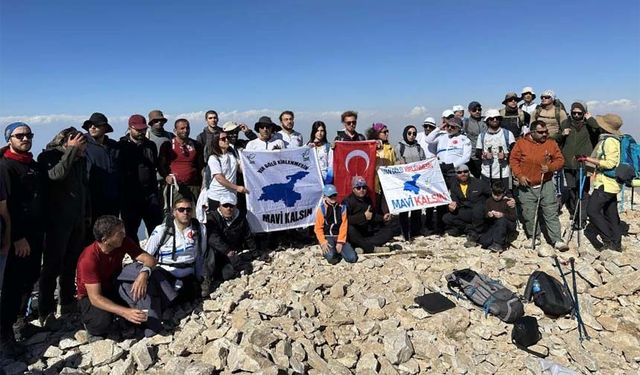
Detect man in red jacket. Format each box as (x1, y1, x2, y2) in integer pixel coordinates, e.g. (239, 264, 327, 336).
(510, 120, 569, 251)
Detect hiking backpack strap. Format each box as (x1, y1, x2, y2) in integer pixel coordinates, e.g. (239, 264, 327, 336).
(399, 143, 406, 161)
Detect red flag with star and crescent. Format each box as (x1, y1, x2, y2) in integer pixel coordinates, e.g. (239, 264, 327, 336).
(333, 141, 378, 205)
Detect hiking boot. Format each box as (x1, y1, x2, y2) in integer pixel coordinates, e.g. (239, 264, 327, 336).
(523, 238, 542, 249)
(463, 235, 478, 247)
(488, 243, 504, 253)
(583, 226, 604, 250)
(13, 317, 44, 341)
(553, 241, 570, 252)
(200, 278, 212, 298)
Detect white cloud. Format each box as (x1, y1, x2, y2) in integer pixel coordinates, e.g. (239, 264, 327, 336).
(585, 99, 638, 112)
(407, 105, 427, 118)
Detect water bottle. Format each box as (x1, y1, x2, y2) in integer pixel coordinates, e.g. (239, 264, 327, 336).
(532, 279, 541, 295)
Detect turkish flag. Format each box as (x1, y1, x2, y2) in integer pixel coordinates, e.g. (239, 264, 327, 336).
(333, 141, 378, 205)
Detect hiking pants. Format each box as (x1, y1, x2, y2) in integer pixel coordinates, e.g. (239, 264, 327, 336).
(399, 209, 422, 240)
(348, 222, 397, 253)
(78, 288, 124, 336)
(479, 217, 517, 247)
(0, 232, 43, 340)
(517, 182, 562, 243)
(442, 204, 485, 237)
(121, 194, 163, 243)
(39, 217, 85, 318)
(563, 168, 589, 228)
(587, 187, 621, 247)
(323, 237, 358, 264)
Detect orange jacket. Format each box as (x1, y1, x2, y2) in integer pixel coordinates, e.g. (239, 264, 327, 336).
(510, 134, 564, 185)
(314, 200, 348, 245)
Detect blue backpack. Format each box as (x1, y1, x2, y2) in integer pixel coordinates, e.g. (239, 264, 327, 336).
(601, 134, 640, 184)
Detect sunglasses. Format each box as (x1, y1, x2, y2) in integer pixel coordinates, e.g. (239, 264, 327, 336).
(11, 132, 34, 140)
(175, 207, 193, 213)
(486, 117, 499, 121)
(536, 130, 549, 135)
(407, 131, 417, 136)
(219, 137, 229, 141)
(446, 115, 455, 119)
(354, 186, 367, 190)
(506, 98, 518, 102)
(457, 170, 469, 174)
(258, 124, 270, 129)
(221, 203, 235, 208)
(541, 96, 552, 100)
(327, 194, 338, 199)
(471, 107, 482, 112)
(345, 121, 357, 125)
(380, 130, 389, 134)
(571, 111, 584, 116)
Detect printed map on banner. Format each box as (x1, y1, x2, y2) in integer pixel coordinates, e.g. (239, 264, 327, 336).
(240, 146, 323, 232)
(377, 157, 452, 214)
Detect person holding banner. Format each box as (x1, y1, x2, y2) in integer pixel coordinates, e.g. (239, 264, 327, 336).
(335, 111, 366, 142)
(395, 125, 427, 241)
(205, 131, 246, 213)
(245, 116, 285, 151)
(308, 121, 334, 183)
(424, 116, 472, 185)
(367, 123, 396, 197)
(344, 176, 397, 253)
(314, 185, 358, 264)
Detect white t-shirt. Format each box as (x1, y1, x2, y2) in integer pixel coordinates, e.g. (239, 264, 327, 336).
(244, 138, 285, 151)
(313, 143, 334, 181)
(475, 128, 516, 179)
(273, 130, 304, 148)
(416, 132, 436, 158)
(207, 152, 238, 203)
(145, 221, 207, 279)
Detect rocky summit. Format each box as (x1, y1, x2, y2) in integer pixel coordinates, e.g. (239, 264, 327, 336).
(2, 210, 640, 374)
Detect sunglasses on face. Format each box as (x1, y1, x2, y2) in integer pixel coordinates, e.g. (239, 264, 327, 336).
(219, 137, 229, 141)
(175, 207, 193, 213)
(11, 133, 34, 140)
(328, 194, 338, 199)
(457, 170, 469, 174)
(506, 98, 518, 102)
(354, 186, 367, 191)
(536, 130, 549, 135)
(380, 130, 389, 134)
(471, 107, 482, 112)
(407, 131, 417, 136)
(221, 203, 235, 208)
(345, 121, 357, 125)
(486, 117, 499, 122)
(258, 124, 269, 129)
(541, 96, 552, 100)
(446, 115, 455, 119)
(571, 111, 584, 116)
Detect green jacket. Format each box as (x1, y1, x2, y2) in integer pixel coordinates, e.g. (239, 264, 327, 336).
(559, 117, 600, 169)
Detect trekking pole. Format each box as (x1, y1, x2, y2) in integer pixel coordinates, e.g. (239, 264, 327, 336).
(488, 147, 493, 185)
(531, 172, 545, 250)
(577, 163, 586, 247)
(498, 146, 504, 185)
(554, 256, 589, 341)
(569, 257, 590, 341)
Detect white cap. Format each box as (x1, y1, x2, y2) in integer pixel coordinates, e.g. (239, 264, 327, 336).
(452, 105, 464, 112)
(484, 109, 501, 119)
(542, 90, 555, 100)
(222, 121, 240, 132)
(441, 109, 454, 118)
(521, 86, 535, 95)
(219, 194, 237, 206)
(423, 117, 436, 126)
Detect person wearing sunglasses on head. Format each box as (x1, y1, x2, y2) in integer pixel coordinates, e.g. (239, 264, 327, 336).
(0, 122, 45, 358)
(424, 114, 472, 187)
(462, 101, 487, 178)
(499, 92, 530, 138)
(395, 125, 427, 241)
(335, 110, 366, 142)
(531, 90, 568, 141)
(82, 112, 121, 230)
(509, 120, 568, 251)
(558, 102, 600, 230)
(205, 195, 255, 291)
(37, 127, 89, 329)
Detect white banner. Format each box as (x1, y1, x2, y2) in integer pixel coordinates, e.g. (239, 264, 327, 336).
(240, 146, 323, 233)
(377, 157, 452, 214)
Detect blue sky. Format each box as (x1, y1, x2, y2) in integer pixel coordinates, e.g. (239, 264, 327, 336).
(1, 0, 639, 151)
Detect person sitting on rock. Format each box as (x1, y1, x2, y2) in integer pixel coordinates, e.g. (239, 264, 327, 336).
(478, 181, 517, 252)
(344, 176, 397, 253)
(145, 198, 207, 304)
(76, 215, 173, 338)
(206, 195, 255, 290)
(443, 164, 491, 246)
(314, 184, 358, 264)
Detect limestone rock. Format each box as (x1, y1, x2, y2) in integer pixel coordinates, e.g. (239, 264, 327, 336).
(130, 340, 155, 370)
(90, 339, 124, 367)
(384, 329, 414, 365)
(201, 338, 232, 370)
(251, 299, 288, 317)
(110, 356, 135, 375)
(355, 352, 379, 374)
(590, 271, 640, 299)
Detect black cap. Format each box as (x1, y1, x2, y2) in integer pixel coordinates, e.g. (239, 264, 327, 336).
(468, 101, 481, 110)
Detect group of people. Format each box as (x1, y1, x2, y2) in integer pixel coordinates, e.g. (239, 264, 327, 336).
(0, 85, 629, 356)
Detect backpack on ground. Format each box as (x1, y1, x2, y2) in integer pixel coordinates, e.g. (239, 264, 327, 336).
(511, 316, 542, 347)
(523, 271, 573, 317)
(600, 134, 640, 186)
(446, 269, 524, 323)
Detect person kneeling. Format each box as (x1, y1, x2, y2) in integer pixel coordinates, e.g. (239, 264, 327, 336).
(314, 185, 358, 264)
(145, 198, 207, 305)
(478, 182, 517, 252)
(206, 195, 255, 288)
(76, 216, 172, 338)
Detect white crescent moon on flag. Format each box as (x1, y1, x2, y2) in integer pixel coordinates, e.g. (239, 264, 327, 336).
(345, 150, 370, 173)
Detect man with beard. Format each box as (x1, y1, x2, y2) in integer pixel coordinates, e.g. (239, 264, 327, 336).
(0, 122, 45, 357)
(476, 109, 516, 188)
(159, 119, 205, 203)
(532, 90, 567, 141)
(37, 127, 89, 328)
(424, 116, 472, 184)
(558, 102, 601, 229)
(463, 101, 487, 177)
(273, 110, 303, 148)
(197, 110, 222, 160)
(244, 116, 285, 150)
(499, 92, 530, 138)
(147, 110, 173, 156)
(119, 115, 163, 243)
(83, 113, 121, 224)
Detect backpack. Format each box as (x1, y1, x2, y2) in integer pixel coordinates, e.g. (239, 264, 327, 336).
(446, 269, 524, 323)
(156, 217, 203, 267)
(600, 134, 640, 185)
(523, 271, 573, 317)
(534, 98, 568, 126)
(511, 316, 542, 347)
(479, 129, 511, 152)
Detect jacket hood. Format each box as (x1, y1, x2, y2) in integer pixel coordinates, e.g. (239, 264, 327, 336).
(402, 125, 417, 144)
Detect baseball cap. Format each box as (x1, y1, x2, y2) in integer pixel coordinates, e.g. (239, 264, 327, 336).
(352, 176, 367, 188)
(322, 184, 338, 197)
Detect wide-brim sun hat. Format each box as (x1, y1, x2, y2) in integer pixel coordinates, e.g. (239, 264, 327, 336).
(82, 112, 114, 133)
(484, 109, 502, 119)
(254, 116, 282, 132)
(595, 114, 623, 136)
(521, 86, 536, 100)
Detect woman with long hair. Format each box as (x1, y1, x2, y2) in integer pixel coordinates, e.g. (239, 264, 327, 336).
(366, 123, 397, 218)
(395, 125, 426, 240)
(206, 131, 247, 211)
(308, 121, 333, 183)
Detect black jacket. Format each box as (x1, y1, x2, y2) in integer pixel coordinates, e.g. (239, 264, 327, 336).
(118, 136, 159, 199)
(335, 130, 365, 142)
(449, 177, 491, 210)
(0, 148, 45, 239)
(344, 192, 384, 232)
(85, 136, 120, 209)
(207, 209, 255, 255)
(37, 145, 88, 223)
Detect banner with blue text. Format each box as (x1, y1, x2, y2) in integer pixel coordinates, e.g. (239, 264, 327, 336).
(377, 157, 451, 214)
(240, 146, 324, 232)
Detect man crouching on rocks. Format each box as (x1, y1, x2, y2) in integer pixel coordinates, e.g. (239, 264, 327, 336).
(314, 184, 358, 264)
(76, 215, 172, 337)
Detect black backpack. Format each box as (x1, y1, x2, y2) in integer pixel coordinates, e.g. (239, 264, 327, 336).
(523, 271, 573, 317)
(446, 269, 524, 323)
(512, 316, 542, 347)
